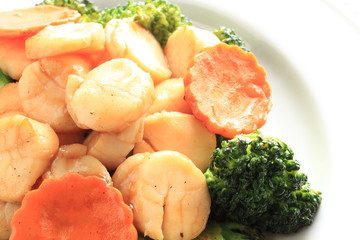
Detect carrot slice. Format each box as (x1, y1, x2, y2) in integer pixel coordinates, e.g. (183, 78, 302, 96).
(0, 5, 81, 37)
(10, 173, 137, 240)
(184, 43, 272, 138)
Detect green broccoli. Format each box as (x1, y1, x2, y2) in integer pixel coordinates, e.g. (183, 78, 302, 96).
(213, 26, 249, 52)
(256, 183, 322, 234)
(98, 0, 192, 46)
(38, 0, 101, 23)
(0, 69, 13, 88)
(205, 132, 322, 234)
(194, 220, 264, 240)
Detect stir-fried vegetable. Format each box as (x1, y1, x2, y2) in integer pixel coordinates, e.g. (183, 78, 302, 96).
(0, 0, 322, 239)
(206, 132, 322, 234)
(10, 173, 138, 240)
(184, 43, 272, 138)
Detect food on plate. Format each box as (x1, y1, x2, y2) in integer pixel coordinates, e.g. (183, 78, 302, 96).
(0, 0, 322, 239)
(18, 54, 92, 133)
(164, 25, 220, 78)
(112, 151, 211, 240)
(43, 143, 112, 184)
(39, 0, 192, 47)
(0, 202, 20, 240)
(0, 83, 25, 119)
(0, 114, 59, 202)
(134, 111, 217, 172)
(84, 117, 144, 170)
(0, 5, 81, 37)
(56, 130, 89, 146)
(39, 0, 101, 23)
(206, 132, 322, 234)
(148, 78, 192, 114)
(105, 19, 172, 84)
(9, 173, 137, 240)
(25, 22, 105, 59)
(184, 43, 272, 138)
(213, 26, 249, 51)
(0, 37, 33, 80)
(65, 58, 155, 132)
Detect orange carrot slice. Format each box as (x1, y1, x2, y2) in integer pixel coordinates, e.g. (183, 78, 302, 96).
(0, 5, 81, 37)
(184, 43, 272, 138)
(10, 173, 137, 240)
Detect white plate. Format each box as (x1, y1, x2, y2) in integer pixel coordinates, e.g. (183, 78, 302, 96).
(4, 0, 360, 239)
(168, 2, 360, 239)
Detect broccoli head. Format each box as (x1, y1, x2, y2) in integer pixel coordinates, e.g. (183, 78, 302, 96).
(256, 183, 322, 233)
(195, 220, 264, 240)
(213, 26, 249, 52)
(205, 132, 322, 234)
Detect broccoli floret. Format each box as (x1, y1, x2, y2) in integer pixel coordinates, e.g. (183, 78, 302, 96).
(213, 26, 249, 52)
(38, 0, 101, 23)
(99, 0, 192, 46)
(205, 132, 322, 234)
(195, 220, 264, 240)
(0, 69, 13, 88)
(256, 183, 322, 234)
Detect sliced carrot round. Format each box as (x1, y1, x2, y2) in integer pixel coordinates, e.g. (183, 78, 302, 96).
(184, 43, 272, 138)
(0, 5, 81, 37)
(10, 173, 137, 240)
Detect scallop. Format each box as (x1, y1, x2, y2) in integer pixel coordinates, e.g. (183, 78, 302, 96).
(0, 37, 33, 80)
(105, 19, 171, 84)
(66, 58, 155, 133)
(43, 143, 111, 185)
(18, 54, 91, 133)
(0, 114, 59, 202)
(112, 151, 210, 240)
(26, 22, 105, 59)
(148, 78, 192, 115)
(84, 117, 144, 170)
(164, 25, 220, 78)
(0, 83, 25, 119)
(134, 111, 216, 172)
(0, 201, 20, 239)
